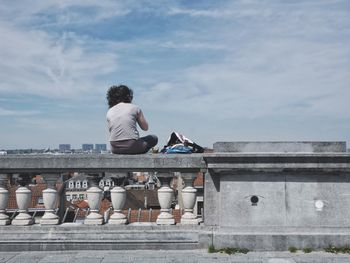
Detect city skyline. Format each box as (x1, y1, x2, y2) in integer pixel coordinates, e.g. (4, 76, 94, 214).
(1, 143, 108, 151)
(0, 1, 349, 149)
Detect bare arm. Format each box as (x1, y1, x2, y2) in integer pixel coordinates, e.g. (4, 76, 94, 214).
(137, 110, 149, 131)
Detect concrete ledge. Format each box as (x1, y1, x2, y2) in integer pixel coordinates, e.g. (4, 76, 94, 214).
(204, 153, 350, 173)
(0, 154, 205, 173)
(214, 141, 347, 153)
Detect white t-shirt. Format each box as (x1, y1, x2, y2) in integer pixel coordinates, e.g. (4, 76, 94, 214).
(106, 103, 141, 141)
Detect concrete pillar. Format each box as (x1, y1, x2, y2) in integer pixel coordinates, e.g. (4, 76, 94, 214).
(12, 175, 33, 226)
(156, 173, 175, 225)
(109, 186, 127, 224)
(0, 174, 10, 225)
(84, 174, 103, 225)
(180, 173, 199, 225)
(40, 174, 60, 225)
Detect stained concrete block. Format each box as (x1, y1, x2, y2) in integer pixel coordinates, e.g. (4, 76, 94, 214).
(214, 141, 347, 153)
(203, 171, 221, 226)
(219, 173, 286, 227)
(285, 173, 350, 227)
(206, 171, 350, 228)
(208, 226, 350, 251)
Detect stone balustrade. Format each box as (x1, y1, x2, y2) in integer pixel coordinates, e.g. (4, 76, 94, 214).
(0, 154, 205, 226)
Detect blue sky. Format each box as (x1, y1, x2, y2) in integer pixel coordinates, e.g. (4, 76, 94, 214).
(0, 0, 349, 149)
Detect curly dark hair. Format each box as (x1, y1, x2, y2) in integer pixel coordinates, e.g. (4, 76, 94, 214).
(106, 85, 133, 108)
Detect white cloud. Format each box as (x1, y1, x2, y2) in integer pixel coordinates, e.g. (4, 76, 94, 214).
(168, 7, 234, 18)
(159, 41, 226, 51)
(0, 0, 349, 148)
(0, 0, 130, 27)
(142, 35, 350, 121)
(0, 107, 40, 116)
(0, 23, 118, 98)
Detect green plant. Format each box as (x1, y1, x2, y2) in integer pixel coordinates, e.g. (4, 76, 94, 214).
(208, 245, 216, 253)
(288, 247, 298, 253)
(208, 246, 249, 255)
(325, 245, 350, 254)
(303, 248, 312, 253)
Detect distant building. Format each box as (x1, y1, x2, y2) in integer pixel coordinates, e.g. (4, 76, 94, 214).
(59, 144, 71, 152)
(99, 177, 115, 191)
(95, 144, 107, 152)
(82, 144, 94, 152)
(66, 174, 89, 202)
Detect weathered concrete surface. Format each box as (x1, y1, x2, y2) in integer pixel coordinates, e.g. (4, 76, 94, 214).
(2, 249, 350, 263)
(203, 153, 350, 228)
(3, 224, 350, 252)
(205, 171, 350, 228)
(0, 154, 205, 173)
(203, 141, 350, 250)
(202, 226, 350, 251)
(0, 224, 203, 251)
(214, 141, 347, 153)
(204, 153, 350, 173)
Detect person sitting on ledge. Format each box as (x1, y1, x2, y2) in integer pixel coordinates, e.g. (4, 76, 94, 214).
(106, 85, 158, 154)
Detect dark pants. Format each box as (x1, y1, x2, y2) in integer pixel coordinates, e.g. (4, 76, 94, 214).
(110, 135, 158, 154)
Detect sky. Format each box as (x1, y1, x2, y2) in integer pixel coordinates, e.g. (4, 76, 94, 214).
(0, 0, 349, 150)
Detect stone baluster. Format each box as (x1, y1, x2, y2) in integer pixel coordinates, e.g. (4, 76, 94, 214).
(12, 174, 33, 226)
(0, 174, 10, 225)
(40, 174, 60, 225)
(180, 173, 199, 225)
(84, 174, 104, 225)
(109, 173, 128, 225)
(156, 173, 175, 225)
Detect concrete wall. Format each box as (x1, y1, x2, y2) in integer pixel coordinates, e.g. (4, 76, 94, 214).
(202, 141, 350, 250)
(209, 172, 350, 228)
(204, 142, 350, 228)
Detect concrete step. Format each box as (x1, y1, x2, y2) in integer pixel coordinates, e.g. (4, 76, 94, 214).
(3, 225, 350, 252)
(0, 224, 203, 251)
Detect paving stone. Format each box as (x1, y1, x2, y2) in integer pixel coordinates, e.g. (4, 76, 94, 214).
(2, 250, 350, 263)
(6, 252, 45, 263)
(265, 259, 296, 263)
(38, 254, 74, 263)
(0, 253, 17, 263)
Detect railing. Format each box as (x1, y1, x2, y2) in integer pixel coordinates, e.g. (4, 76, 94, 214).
(0, 154, 205, 226)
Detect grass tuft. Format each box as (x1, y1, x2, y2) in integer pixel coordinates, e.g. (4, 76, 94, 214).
(288, 247, 298, 253)
(325, 245, 350, 254)
(208, 245, 216, 253)
(302, 248, 312, 253)
(208, 246, 249, 255)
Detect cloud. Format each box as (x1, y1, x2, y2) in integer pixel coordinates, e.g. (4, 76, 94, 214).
(0, 23, 118, 98)
(0, 0, 349, 148)
(0, 107, 40, 116)
(0, 0, 131, 27)
(139, 1, 350, 123)
(143, 37, 350, 121)
(159, 41, 226, 51)
(168, 7, 235, 18)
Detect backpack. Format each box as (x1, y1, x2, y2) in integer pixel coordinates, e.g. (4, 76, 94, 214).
(161, 132, 204, 154)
